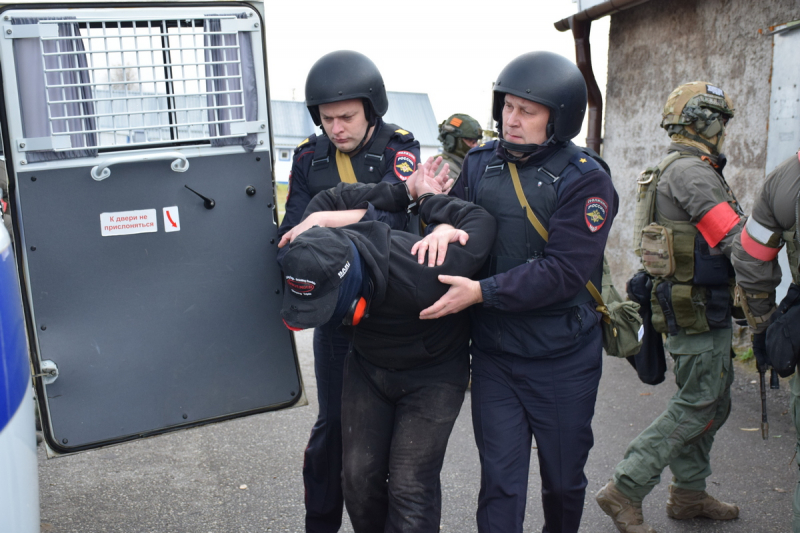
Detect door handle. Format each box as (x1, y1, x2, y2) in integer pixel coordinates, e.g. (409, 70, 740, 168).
(90, 152, 190, 181)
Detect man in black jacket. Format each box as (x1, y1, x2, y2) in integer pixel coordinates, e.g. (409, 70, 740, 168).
(277, 50, 420, 533)
(279, 167, 496, 533)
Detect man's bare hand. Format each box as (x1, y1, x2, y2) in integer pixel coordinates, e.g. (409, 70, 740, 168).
(278, 209, 367, 248)
(419, 275, 483, 319)
(410, 224, 469, 266)
(278, 212, 323, 247)
(406, 156, 443, 199)
(416, 161, 452, 198)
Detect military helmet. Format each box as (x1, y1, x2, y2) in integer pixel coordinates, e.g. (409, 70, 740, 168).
(304, 50, 389, 127)
(438, 113, 482, 154)
(492, 51, 587, 143)
(438, 114, 482, 141)
(661, 81, 734, 151)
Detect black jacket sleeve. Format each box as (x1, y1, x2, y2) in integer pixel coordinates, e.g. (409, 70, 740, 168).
(302, 182, 410, 218)
(409, 194, 497, 308)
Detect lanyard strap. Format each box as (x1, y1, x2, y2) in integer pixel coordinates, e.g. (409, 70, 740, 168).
(508, 163, 610, 321)
(335, 150, 358, 184)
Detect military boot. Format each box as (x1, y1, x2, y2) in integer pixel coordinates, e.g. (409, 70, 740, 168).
(666, 485, 739, 520)
(596, 481, 657, 533)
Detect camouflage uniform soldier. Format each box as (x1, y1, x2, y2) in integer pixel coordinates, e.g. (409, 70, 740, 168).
(731, 151, 800, 532)
(436, 113, 482, 181)
(597, 82, 742, 532)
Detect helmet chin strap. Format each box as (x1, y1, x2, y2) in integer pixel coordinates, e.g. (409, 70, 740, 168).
(678, 126, 723, 155)
(339, 124, 374, 155)
(499, 134, 557, 162)
(497, 118, 559, 162)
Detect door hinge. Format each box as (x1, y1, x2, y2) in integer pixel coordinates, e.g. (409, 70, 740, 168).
(34, 360, 58, 385)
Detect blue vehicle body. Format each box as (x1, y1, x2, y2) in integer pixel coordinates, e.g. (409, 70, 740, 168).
(0, 224, 38, 532)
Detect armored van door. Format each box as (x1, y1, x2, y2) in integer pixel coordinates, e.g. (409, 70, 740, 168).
(0, 3, 302, 455)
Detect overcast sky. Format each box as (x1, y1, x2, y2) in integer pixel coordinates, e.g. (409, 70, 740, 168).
(264, 0, 610, 137)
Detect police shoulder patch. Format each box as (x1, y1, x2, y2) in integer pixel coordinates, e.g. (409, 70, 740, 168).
(394, 150, 417, 181)
(585, 197, 608, 233)
(570, 151, 601, 175)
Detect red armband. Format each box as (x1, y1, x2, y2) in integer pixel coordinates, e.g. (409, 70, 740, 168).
(741, 230, 780, 261)
(695, 202, 740, 247)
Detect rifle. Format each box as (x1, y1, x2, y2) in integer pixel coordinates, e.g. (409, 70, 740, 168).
(752, 331, 770, 440)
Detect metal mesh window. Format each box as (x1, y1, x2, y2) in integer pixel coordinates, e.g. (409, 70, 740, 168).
(36, 16, 251, 151)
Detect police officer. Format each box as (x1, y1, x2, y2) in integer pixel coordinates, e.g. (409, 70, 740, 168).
(279, 163, 496, 532)
(277, 50, 420, 533)
(419, 51, 618, 533)
(436, 113, 482, 182)
(596, 82, 741, 532)
(731, 151, 800, 532)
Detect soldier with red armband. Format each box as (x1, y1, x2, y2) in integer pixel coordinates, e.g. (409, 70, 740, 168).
(597, 82, 742, 532)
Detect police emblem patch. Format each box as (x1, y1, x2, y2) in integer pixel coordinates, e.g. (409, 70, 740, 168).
(394, 150, 417, 181)
(286, 276, 315, 296)
(706, 84, 724, 97)
(585, 197, 608, 233)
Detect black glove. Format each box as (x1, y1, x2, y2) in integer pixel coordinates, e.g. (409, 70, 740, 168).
(626, 271, 652, 307)
(753, 331, 769, 373)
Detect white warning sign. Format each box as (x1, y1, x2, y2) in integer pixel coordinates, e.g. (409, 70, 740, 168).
(163, 206, 180, 233)
(101, 209, 158, 237)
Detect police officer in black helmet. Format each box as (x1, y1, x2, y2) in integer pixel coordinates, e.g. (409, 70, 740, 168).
(419, 52, 619, 533)
(277, 50, 420, 533)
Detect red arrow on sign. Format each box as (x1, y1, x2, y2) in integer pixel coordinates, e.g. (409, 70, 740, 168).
(166, 211, 177, 228)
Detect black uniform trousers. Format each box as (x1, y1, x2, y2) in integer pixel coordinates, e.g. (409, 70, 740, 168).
(341, 350, 469, 533)
(304, 323, 350, 533)
(471, 329, 603, 533)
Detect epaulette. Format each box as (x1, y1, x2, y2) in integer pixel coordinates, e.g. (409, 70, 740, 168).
(294, 134, 317, 154)
(569, 150, 603, 175)
(471, 139, 497, 154)
(391, 128, 415, 141)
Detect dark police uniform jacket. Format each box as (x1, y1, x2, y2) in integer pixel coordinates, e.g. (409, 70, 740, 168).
(300, 182, 496, 370)
(450, 140, 619, 358)
(278, 118, 420, 240)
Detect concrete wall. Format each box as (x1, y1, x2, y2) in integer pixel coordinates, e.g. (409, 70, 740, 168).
(601, 0, 800, 287)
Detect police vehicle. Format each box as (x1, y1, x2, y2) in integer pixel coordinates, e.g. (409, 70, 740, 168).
(0, 1, 302, 529)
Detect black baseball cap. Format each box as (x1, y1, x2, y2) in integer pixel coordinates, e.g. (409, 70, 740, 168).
(280, 227, 355, 330)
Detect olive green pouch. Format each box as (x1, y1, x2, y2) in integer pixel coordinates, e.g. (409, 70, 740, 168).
(650, 279, 667, 334)
(671, 284, 709, 335)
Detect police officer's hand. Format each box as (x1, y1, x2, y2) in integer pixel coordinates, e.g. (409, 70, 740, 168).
(410, 224, 469, 266)
(419, 275, 483, 319)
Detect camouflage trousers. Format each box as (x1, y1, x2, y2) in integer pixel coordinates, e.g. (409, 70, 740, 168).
(791, 372, 800, 533)
(613, 328, 733, 502)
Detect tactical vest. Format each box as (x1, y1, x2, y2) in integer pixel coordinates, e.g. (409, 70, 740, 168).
(634, 151, 738, 335)
(476, 144, 603, 311)
(306, 122, 404, 197)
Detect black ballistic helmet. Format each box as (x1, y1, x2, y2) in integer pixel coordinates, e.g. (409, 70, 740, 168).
(305, 50, 389, 127)
(492, 51, 587, 143)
